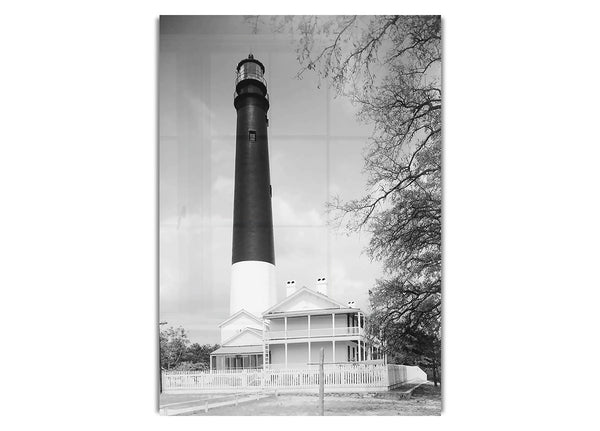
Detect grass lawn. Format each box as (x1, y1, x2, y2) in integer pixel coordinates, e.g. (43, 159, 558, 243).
(185, 383, 441, 416)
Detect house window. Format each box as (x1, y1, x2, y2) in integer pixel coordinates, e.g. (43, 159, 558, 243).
(249, 130, 256, 141)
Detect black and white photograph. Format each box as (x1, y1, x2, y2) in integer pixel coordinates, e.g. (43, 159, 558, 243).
(4, 2, 600, 428)
(159, 15, 441, 415)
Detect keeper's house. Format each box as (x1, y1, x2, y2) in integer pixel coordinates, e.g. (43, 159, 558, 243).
(210, 278, 383, 370)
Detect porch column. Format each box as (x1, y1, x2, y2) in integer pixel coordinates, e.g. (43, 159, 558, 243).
(307, 314, 311, 337)
(332, 340, 336, 364)
(358, 339, 362, 361)
(308, 341, 311, 365)
(362, 340, 364, 361)
(332, 313, 335, 336)
(284, 316, 288, 339)
(285, 342, 288, 368)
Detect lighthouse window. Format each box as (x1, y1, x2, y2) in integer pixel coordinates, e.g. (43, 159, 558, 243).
(249, 130, 256, 142)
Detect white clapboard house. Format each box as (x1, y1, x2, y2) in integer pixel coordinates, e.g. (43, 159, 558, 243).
(210, 278, 383, 370)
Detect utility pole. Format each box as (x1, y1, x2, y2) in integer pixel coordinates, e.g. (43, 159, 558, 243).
(319, 348, 324, 416)
(158, 321, 168, 394)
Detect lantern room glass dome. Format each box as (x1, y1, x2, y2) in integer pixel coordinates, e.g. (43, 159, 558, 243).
(235, 54, 267, 88)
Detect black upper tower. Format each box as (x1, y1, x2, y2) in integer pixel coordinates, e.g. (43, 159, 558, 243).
(232, 54, 275, 265)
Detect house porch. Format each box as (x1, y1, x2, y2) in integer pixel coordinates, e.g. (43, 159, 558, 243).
(268, 339, 383, 369)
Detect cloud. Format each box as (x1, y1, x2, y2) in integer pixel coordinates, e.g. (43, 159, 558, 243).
(272, 195, 324, 226)
(330, 262, 368, 304)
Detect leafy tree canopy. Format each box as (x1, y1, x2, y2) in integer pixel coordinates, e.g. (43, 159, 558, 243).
(160, 326, 220, 371)
(257, 15, 442, 383)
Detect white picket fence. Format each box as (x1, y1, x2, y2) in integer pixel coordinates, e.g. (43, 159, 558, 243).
(386, 365, 428, 389)
(162, 364, 426, 394)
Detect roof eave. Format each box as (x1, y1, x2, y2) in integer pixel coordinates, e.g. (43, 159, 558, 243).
(264, 307, 364, 318)
(217, 309, 262, 327)
(261, 286, 351, 316)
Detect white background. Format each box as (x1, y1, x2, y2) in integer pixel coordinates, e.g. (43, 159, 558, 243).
(1, 1, 599, 429)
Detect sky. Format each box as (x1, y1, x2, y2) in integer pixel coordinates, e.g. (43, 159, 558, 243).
(159, 16, 382, 344)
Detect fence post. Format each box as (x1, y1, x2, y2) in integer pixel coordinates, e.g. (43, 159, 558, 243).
(319, 348, 324, 416)
(384, 364, 390, 389)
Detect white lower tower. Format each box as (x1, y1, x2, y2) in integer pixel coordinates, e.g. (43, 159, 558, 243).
(230, 261, 276, 317)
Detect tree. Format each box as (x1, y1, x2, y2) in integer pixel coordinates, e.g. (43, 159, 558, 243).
(369, 275, 441, 384)
(159, 326, 190, 370)
(182, 343, 220, 369)
(261, 16, 442, 384)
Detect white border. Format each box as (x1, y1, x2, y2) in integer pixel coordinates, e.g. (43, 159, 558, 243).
(2, 2, 600, 429)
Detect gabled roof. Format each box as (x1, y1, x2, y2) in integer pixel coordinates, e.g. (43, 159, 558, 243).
(221, 327, 263, 346)
(211, 345, 263, 355)
(218, 309, 263, 328)
(262, 286, 350, 316)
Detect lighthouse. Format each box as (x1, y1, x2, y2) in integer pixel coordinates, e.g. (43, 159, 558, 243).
(230, 54, 276, 317)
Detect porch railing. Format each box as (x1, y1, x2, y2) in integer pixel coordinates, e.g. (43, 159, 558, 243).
(266, 326, 364, 340)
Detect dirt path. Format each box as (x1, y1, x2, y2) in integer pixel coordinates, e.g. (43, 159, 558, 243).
(185, 384, 441, 416)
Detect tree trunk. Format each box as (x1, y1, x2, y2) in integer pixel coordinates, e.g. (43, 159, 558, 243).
(431, 352, 439, 387)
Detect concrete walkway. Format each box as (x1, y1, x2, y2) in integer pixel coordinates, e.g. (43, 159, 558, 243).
(159, 392, 272, 416)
